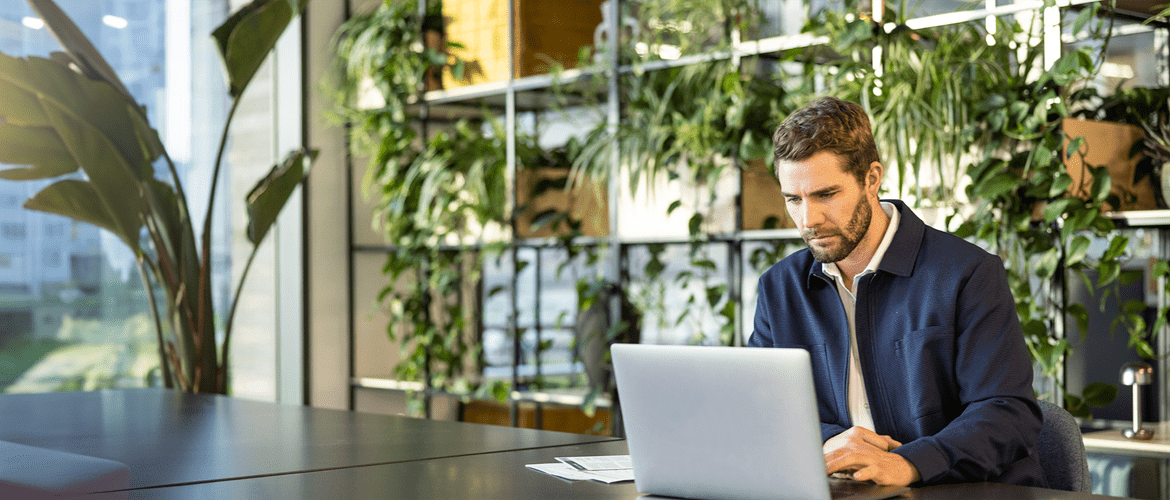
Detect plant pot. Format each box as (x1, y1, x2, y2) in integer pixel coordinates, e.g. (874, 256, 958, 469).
(423, 14, 446, 91)
(441, 0, 604, 88)
(515, 166, 609, 238)
(741, 158, 795, 230)
(1062, 118, 1157, 212)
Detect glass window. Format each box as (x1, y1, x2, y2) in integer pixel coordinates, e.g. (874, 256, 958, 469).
(0, 0, 282, 400)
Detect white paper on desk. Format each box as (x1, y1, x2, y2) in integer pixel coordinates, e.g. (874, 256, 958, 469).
(525, 463, 634, 483)
(555, 455, 632, 471)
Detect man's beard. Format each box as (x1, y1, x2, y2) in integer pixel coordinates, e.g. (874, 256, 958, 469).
(802, 194, 872, 263)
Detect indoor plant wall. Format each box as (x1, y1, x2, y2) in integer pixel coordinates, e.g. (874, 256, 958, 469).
(569, 0, 789, 347)
(0, 0, 313, 394)
(332, 0, 515, 411)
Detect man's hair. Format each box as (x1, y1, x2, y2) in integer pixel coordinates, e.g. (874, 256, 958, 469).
(772, 96, 881, 183)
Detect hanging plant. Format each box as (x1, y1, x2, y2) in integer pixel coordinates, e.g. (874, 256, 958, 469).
(332, 1, 516, 409)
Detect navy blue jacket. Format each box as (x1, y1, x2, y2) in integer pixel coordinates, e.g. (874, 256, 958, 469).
(749, 200, 1046, 487)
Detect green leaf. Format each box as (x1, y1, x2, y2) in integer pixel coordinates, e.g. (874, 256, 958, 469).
(0, 54, 158, 179)
(1120, 270, 1143, 286)
(1067, 208, 1096, 233)
(491, 380, 510, 403)
(1098, 261, 1121, 287)
(0, 77, 50, 126)
(1067, 303, 1089, 336)
(1021, 318, 1047, 341)
(706, 285, 726, 309)
(1082, 382, 1118, 408)
(1153, 260, 1170, 278)
(1090, 166, 1113, 203)
(1066, 236, 1090, 266)
(1048, 174, 1071, 197)
(37, 94, 144, 247)
(212, 0, 303, 99)
(1065, 136, 1086, 158)
(25, 179, 138, 251)
(975, 172, 1019, 199)
(1042, 198, 1073, 223)
(27, 0, 136, 102)
(667, 199, 683, 216)
(1153, 315, 1167, 339)
(1137, 341, 1156, 359)
(0, 125, 77, 180)
(688, 213, 703, 236)
(1103, 235, 1128, 261)
(1073, 5, 1095, 34)
(1064, 395, 1089, 418)
(1035, 248, 1060, 279)
(246, 148, 314, 244)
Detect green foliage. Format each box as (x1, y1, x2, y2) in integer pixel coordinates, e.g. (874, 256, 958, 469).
(333, 1, 566, 405)
(804, 3, 1015, 200)
(0, 0, 312, 393)
(951, 3, 1162, 410)
(573, 59, 788, 198)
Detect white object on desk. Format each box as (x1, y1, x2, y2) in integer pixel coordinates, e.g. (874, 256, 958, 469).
(525, 463, 635, 483)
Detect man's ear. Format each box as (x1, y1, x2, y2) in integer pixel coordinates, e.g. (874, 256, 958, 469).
(866, 161, 884, 194)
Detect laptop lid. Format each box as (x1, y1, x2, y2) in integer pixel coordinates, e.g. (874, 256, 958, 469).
(611, 344, 904, 500)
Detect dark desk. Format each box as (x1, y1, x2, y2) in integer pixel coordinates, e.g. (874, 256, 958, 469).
(125, 438, 1134, 499)
(1, 390, 1135, 499)
(0, 389, 615, 490)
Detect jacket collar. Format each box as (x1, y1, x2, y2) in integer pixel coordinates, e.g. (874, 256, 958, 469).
(806, 199, 923, 288)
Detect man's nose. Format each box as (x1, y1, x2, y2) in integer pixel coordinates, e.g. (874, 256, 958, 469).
(798, 202, 825, 230)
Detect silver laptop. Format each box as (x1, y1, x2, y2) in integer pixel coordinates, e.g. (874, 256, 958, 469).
(611, 344, 910, 500)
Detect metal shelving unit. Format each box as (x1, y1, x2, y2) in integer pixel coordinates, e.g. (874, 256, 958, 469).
(346, 0, 1170, 433)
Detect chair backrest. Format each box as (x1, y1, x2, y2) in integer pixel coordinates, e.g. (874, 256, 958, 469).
(1035, 399, 1091, 492)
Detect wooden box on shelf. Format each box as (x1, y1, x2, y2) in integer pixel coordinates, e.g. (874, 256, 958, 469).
(460, 399, 612, 436)
(516, 166, 609, 239)
(1063, 118, 1157, 212)
(741, 158, 795, 231)
(442, 0, 604, 88)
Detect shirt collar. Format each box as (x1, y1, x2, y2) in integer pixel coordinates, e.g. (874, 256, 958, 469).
(822, 202, 900, 282)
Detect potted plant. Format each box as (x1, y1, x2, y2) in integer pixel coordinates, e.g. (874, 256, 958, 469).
(0, 0, 314, 394)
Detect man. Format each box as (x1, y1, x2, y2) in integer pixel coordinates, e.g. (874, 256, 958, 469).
(749, 96, 1046, 488)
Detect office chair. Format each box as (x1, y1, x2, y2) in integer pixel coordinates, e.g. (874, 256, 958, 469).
(1035, 399, 1091, 492)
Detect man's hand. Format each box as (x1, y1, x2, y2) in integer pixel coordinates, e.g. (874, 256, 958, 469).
(823, 427, 920, 487)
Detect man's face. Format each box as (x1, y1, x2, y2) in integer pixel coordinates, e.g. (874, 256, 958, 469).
(776, 151, 874, 263)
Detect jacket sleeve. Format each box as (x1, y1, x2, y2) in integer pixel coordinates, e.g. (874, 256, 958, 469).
(890, 255, 1043, 484)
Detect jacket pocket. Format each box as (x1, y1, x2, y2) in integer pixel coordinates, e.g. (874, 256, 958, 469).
(892, 326, 956, 422)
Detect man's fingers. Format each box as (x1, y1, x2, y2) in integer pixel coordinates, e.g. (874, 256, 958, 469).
(861, 432, 900, 451)
(883, 436, 902, 450)
(826, 450, 919, 487)
(851, 466, 875, 482)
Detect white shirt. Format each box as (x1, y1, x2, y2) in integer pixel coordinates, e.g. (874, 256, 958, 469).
(821, 202, 899, 432)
